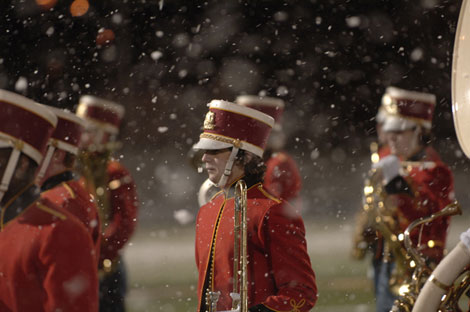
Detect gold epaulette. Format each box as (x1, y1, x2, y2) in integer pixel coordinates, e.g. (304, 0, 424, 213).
(36, 202, 67, 220)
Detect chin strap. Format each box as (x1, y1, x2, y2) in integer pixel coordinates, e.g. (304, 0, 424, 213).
(0, 148, 22, 204)
(217, 146, 240, 188)
(35, 144, 56, 184)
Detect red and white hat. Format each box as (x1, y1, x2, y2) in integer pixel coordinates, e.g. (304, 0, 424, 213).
(193, 99, 274, 157)
(76, 95, 125, 135)
(381, 86, 436, 132)
(0, 89, 57, 200)
(0, 90, 57, 164)
(36, 107, 87, 181)
(235, 95, 285, 130)
(193, 100, 274, 187)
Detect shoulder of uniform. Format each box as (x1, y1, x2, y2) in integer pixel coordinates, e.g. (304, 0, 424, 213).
(61, 182, 76, 199)
(256, 184, 282, 204)
(35, 199, 67, 220)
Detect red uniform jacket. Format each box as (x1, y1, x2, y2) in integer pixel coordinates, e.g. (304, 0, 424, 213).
(264, 151, 302, 205)
(0, 195, 98, 312)
(385, 147, 454, 261)
(100, 160, 138, 263)
(41, 176, 101, 263)
(195, 178, 317, 312)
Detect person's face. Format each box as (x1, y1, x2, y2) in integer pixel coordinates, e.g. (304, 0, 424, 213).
(201, 148, 232, 185)
(386, 128, 420, 158)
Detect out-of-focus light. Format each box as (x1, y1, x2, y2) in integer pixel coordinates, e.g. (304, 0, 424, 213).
(398, 284, 410, 296)
(96, 29, 115, 46)
(70, 0, 89, 17)
(36, 0, 58, 10)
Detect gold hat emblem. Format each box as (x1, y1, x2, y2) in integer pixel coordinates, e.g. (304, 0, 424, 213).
(203, 111, 215, 130)
(383, 95, 398, 115)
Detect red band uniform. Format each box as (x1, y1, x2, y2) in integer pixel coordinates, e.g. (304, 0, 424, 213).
(76, 95, 138, 312)
(37, 107, 101, 259)
(372, 87, 455, 312)
(0, 90, 98, 311)
(379, 87, 454, 261)
(193, 100, 317, 312)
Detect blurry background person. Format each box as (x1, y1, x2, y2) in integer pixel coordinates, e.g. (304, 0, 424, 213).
(369, 87, 455, 312)
(193, 100, 317, 312)
(76, 95, 139, 312)
(351, 91, 395, 289)
(36, 107, 101, 260)
(0, 89, 98, 311)
(236, 95, 303, 210)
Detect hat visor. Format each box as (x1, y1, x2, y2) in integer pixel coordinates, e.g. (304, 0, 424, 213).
(382, 116, 417, 132)
(193, 137, 232, 151)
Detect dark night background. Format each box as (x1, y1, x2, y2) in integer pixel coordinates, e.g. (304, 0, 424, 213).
(1, 0, 468, 224)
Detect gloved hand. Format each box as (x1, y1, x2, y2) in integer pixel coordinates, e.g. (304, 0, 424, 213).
(372, 154, 401, 184)
(460, 228, 470, 251)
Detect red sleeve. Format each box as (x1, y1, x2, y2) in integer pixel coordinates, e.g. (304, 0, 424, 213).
(101, 161, 139, 262)
(390, 164, 454, 260)
(259, 202, 317, 311)
(264, 152, 302, 202)
(40, 215, 98, 312)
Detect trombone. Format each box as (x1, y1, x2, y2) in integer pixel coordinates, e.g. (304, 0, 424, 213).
(205, 179, 248, 312)
(232, 179, 248, 312)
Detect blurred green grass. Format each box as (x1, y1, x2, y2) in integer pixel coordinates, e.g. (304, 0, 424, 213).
(123, 217, 467, 312)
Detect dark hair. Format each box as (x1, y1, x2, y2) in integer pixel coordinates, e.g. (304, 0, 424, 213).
(235, 149, 266, 183)
(420, 128, 432, 146)
(63, 152, 77, 169)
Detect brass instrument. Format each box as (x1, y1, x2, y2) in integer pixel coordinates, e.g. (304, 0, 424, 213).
(78, 149, 112, 229)
(351, 142, 381, 260)
(391, 202, 462, 312)
(361, 165, 414, 296)
(78, 148, 118, 276)
(410, 238, 470, 312)
(232, 179, 248, 312)
(205, 179, 248, 312)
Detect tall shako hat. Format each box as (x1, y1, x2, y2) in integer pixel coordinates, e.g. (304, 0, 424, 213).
(235, 95, 285, 130)
(36, 107, 87, 182)
(0, 89, 57, 201)
(381, 86, 436, 132)
(193, 99, 275, 187)
(76, 95, 125, 135)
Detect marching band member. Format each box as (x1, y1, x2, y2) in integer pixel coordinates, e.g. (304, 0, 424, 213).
(351, 96, 392, 293)
(235, 95, 302, 210)
(36, 107, 101, 259)
(371, 87, 454, 312)
(193, 100, 317, 312)
(76, 95, 138, 312)
(0, 90, 98, 311)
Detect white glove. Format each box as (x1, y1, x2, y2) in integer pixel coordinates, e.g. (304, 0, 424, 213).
(460, 228, 470, 251)
(372, 154, 401, 184)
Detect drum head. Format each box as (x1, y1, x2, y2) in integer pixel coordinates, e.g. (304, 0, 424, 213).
(452, 0, 470, 158)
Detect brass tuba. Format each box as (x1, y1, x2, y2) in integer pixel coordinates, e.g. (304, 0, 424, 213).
(391, 202, 462, 312)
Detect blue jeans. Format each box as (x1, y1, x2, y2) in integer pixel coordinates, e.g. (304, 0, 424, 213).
(374, 260, 398, 312)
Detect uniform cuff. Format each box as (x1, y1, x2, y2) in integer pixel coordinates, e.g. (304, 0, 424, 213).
(249, 304, 275, 312)
(384, 175, 412, 196)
